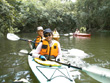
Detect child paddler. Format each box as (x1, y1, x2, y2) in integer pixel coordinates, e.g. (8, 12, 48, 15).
(28, 26, 45, 49)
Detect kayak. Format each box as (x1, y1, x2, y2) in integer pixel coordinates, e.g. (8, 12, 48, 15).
(28, 50, 75, 83)
(53, 36, 60, 41)
(73, 33, 91, 37)
(53, 34, 60, 41)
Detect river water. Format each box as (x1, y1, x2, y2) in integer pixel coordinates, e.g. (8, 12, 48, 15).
(0, 32, 110, 83)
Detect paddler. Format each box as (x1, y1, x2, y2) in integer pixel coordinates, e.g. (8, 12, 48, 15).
(28, 26, 44, 49)
(75, 28, 80, 34)
(32, 28, 62, 61)
(53, 28, 60, 41)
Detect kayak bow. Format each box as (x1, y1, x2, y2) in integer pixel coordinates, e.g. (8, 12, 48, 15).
(28, 50, 75, 83)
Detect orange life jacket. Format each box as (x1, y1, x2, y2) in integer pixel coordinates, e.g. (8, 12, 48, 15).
(40, 40, 58, 57)
(35, 36, 42, 47)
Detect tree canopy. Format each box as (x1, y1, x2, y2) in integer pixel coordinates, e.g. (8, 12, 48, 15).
(0, 0, 110, 35)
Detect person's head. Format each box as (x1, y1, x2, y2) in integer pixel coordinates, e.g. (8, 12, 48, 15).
(54, 28, 57, 31)
(37, 26, 43, 36)
(76, 28, 79, 31)
(44, 28, 53, 42)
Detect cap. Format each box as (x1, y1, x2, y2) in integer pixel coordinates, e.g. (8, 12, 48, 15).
(37, 26, 43, 31)
(44, 28, 52, 34)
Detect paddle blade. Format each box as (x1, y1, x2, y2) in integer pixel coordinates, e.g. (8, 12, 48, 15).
(20, 49, 28, 54)
(82, 66, 110, 83)
(18, 49, 29, 56)
(7, 33, 20, 41)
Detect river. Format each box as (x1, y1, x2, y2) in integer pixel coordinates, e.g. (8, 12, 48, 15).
(0, 32, 110, 83)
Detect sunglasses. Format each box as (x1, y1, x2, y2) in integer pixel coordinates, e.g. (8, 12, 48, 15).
(44, 33, 52, 37)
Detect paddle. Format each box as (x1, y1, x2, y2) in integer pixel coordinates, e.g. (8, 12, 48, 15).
(19, 49, 110, 83)
(7, 33, 69, 51)
(51, 60, 110, 83)
(18, 49, 31, 56)
(7, 33, 36, 49)
(7, 33, 35, 43)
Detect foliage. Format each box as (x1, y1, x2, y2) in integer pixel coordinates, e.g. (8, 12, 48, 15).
(75, 0, 110, 32)
(0, 0, 77, 34)
(0, 0, 20, 35)
(0, 0, 110, 35)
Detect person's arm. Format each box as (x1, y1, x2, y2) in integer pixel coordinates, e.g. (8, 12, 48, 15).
(56, 41, 62, 61)
(32, 42, 47, 61)
(58, 42, 62, 58)
(31, 38, 36, 49)
(32, 42, 42, 58)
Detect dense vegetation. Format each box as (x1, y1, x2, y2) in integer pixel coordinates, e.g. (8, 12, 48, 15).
(0, 0, 110, 36)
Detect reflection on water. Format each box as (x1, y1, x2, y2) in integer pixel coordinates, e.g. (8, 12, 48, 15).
(0, 33, 110, 83)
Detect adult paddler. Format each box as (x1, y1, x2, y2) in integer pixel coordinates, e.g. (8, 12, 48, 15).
(28, 26, 44, 49)
(53, 28, 60, 41)
(32, 28, 62, 61)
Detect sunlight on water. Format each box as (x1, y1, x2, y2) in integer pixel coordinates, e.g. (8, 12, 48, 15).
(62, 48, 110, 83)
(10, 52, 18, 55)
(68, 49, 89, 58)
(0, 68, 14, 82)
(62, 49, 90, 81)
(94, 58, 110, 68)
(62, 48, 91, 67)
(14, 71, 30, 80)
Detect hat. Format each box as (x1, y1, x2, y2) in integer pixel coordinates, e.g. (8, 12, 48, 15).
(37, 26, 43, 31)
(44, 28, 52, 34)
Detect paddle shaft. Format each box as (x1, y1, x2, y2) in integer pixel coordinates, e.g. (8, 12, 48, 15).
(20, 49, 82, 70)
(20, 38, 35, 43)
(60, 62, 82, 70)
(7, 33, 36, 43)
(50, 60, 82, 70)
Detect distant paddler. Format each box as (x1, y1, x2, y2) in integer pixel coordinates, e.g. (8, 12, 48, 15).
(53, 28, 60, 41)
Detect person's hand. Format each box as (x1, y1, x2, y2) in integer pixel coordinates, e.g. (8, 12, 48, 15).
(28, 40, 32, 43)
(28, 53, 32, 56)
(39, 55, 46, 61)
(56, 57, 60, 62)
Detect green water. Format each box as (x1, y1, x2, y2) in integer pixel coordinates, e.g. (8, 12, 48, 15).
(0, 33, 110, 83)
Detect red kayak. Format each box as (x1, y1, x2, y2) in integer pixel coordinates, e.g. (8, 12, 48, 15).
(73, 33, 91, 37)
